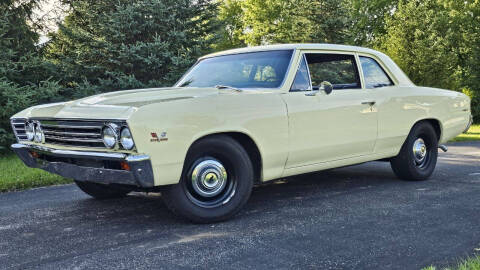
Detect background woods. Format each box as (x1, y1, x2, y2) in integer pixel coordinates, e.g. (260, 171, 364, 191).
(1, 0, 479, 152)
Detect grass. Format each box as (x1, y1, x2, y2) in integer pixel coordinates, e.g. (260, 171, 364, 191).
(423, 256, 480, 270)
(450, 124, 480, 142)
(0, 154, 71, 192)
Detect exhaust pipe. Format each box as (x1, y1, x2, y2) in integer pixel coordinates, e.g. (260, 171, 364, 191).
(439, 145, 448, 152)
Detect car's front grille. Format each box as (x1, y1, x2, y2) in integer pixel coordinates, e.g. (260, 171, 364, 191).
(11, 118, 27, 141)
(41, 120, 107, 148)
(12, 119, 126, 149)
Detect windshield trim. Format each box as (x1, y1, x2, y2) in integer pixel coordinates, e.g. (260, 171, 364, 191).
(173, 49, 296, 90)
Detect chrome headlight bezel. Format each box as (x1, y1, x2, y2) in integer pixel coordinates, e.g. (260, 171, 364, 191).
(120, 127, 135, 150)
(26, 121, 35, 141)
(102, 124, 118, 149)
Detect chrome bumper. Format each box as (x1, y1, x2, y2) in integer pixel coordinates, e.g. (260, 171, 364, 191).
(11, 144, 154, 187)
(463, 115, 473, 133)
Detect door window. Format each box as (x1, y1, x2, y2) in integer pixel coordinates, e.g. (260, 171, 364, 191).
(305, 54, 361, 90)
(359, 56, 394, 88)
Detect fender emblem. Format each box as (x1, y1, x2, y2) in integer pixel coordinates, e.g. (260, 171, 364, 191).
(151, 132, 168, 142)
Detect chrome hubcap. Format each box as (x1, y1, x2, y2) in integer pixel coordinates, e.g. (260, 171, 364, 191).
(413, 138, 427, 164)
(191, 159, 227, 198)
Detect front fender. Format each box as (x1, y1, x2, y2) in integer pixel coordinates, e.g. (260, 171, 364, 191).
(127, 92, 289, 186)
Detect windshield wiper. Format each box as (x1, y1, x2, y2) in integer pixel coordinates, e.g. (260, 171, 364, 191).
(215, 85, 243, 92)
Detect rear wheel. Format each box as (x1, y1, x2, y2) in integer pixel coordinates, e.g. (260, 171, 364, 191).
(75, 181, 131, 199)
(162, 135, 254, 223)
(390, 122, 438, 181)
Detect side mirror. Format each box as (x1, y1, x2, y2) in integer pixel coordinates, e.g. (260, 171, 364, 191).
(306, 81, 333, 96)
(320, 81, 333, 95)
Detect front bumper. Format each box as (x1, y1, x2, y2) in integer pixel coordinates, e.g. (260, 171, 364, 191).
(11, 144, 154, 187)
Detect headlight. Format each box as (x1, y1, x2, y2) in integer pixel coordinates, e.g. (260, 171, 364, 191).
(26, 122, 35, 141)
(120, 127, 135, 150)
(34, 124, 43, 143)
(102, 124, 117, 149)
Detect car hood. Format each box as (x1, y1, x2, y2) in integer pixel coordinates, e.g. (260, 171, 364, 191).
(13, 87, 219, 120)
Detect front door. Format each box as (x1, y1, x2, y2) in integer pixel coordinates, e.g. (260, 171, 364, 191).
(282, 52, 378, 168)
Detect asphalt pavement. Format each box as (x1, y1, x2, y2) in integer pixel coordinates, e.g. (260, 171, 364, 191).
(1, 142, 479, 270)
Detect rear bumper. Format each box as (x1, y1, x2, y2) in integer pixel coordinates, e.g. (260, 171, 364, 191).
(11, 143, 154, 187)
(463, 114, 473, 133)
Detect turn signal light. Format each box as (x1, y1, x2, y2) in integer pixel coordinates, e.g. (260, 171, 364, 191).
(120, 161, 130, 171)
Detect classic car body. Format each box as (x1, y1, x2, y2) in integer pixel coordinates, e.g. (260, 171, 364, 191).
(11, 44, 472, 222)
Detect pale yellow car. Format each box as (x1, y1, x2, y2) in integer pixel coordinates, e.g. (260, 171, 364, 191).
(10, 44, 472, 223)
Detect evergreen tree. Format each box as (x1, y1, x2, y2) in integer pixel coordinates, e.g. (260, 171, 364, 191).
(0, 0, 61, 150)
(46, 0, 218, 98)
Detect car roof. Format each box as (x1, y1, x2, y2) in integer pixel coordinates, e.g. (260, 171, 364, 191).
(200, 43, 381, 59)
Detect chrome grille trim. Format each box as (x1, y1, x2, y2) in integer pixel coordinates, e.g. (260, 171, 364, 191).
(41, 124, 102, 130)
(43, 130, 101, 137)
(35, 119, 125, 149)
(45, 136, 104, 143)
(11, 118, 27, 141)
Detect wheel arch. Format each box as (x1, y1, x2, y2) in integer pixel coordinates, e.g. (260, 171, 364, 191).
(186, 131, 263, 183)
(412, 118, 443, 142)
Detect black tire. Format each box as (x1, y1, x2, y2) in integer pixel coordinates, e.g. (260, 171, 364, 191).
(74, 181, 131, 199)
(162, 135, 254, 223)
(390, 121, 438, 181)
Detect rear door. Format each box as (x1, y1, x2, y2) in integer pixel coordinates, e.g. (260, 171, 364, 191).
(282, 51, 378, 168)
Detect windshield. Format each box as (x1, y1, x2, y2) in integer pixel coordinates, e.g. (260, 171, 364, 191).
(175, 50, 293, 89)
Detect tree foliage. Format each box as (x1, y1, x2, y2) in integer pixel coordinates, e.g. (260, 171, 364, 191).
(46, 0, 218, 97)
(1, 0, 480, 153)
(379, 0, 480, 119)
(346, 0, 399, 45)
(216, 0, 351, 46)
(0, 0, 62, 150)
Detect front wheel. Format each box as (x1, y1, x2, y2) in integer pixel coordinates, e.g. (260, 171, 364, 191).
(390, 122, 438, 181)
(162, 135, 254, 223)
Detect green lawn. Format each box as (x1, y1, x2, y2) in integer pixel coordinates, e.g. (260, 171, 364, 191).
(0, 154, 71, 192)
(423, 256, 480, 270)
(450, 124, 480, 142)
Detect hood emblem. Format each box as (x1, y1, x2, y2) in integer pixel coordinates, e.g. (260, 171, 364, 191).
(151, 132, 168, 142)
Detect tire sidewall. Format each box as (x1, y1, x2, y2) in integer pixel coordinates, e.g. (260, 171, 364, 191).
(401, 122, 438, 179)
(164, 136, 254, 222)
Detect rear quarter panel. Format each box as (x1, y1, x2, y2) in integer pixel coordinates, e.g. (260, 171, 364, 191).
(374, 86, 471, 156)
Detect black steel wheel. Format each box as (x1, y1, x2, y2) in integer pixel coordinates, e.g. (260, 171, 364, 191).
(162, 135, 254, 223)
(390, 121, 438, 181)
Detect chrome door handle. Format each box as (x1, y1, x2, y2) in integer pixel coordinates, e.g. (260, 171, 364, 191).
(361, 101, 376, 106)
